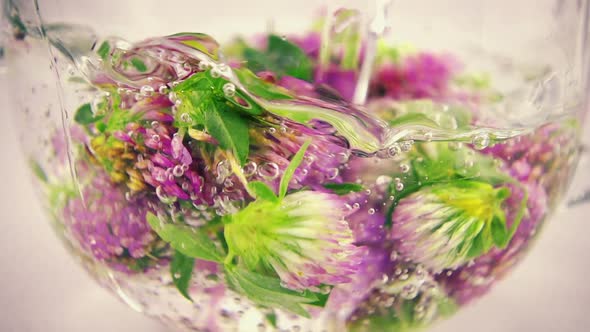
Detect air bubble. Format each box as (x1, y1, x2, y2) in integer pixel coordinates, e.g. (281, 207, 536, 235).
(376, 175, 392, 187)
(140, 85, 155, 97)
(353, 202, 360, 209)
(242, 161, 258, 177)
(389, 195, 395, 201)
(472, 133, 491, 150)
(401, 285, 418, 299)
(223, 83, 236, 97)
(152, 134, 161, 142)
(400, 164, 410, 173)
(158, 85, 169, 94)
(395, 182, 404, 191)
(173, 165, 185, 177)
(368, 208, 376, 215)
(337, 151, 350, 163)
(198, 61, 210, 71)
(387, 144, 401, 157)
(268, 127, 277, 134)
(327, 168, 339, 180)
(258, 162, 280, 180)
(400, 140, 414, 152)
(150, 121, 160, 129)
(180, 113, 192, 123)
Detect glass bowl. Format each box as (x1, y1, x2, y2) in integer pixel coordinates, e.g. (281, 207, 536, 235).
(1, 0, 589, 331)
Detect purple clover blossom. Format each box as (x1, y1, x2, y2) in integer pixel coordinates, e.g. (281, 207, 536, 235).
(390, 181, 511, 273)
(370, 53, 459, 101)
(315, 66, 358, 102)
(438, 182, 548, 305)
(114, 122, 205, 205)
(62, 172, 156, 263)
(248, 121, 349, 192)
(224, 191, 366, 291)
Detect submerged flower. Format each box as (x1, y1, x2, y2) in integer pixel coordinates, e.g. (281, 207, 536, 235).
(62, 172, 157, 265)
(113, 122, 208, 205)
(391, 181, 514, 272)
(438, 182, 548, 305)
(249, 121, 349, 192)
(347, 262, 456, 332)
(224, 191, 365, 291)
(370, 53, 458, 100)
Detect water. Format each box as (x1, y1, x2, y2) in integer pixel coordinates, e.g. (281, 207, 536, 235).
(3, 3, 585, 332)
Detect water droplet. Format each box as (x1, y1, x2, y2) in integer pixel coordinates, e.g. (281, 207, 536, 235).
(268, 127, 277, 134)
(173, 165, 185, 177)
(472, 133, 491, 150)
(303, 155, 315, 165)
(258, 162, 280, 180)
(327, 168, 339, 180)
(389, 195, 395, 201)
(368, 208, 376, 215)
(280, 126, 288, 133)
(242, 161, 257, 177)
(140, 85, 155, 97)
(223, 83, 236, 97)
(400, 164, 410, 173)
(353, 203, 360, 209)
(365, 189, 372, 195)
(150, 121, 160, 129)
(181, 182, 190, 190)
(395, 182, 404, 191)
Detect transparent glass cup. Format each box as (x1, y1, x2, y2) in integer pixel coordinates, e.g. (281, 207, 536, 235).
(1, 0, 589, 331)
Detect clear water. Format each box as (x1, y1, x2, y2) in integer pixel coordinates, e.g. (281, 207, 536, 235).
(3, 3, 585, 332)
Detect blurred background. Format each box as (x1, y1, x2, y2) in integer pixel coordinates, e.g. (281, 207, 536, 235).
(1, 0, 590, 331)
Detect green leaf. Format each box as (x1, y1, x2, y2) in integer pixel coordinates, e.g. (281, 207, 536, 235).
(233, 68, 293, 100)
(244, 35, 313, 81)
(130, 58, 148, 72)
(225, 266, 318, 317)
(97, 41, 110, 60)
(322, 182, 364, 195)
(265, 312, 278, 328)
(171, 250, 195, 301)
(147, 213, 225, 262)
(490, 213, 509, 248)
(204, 101, 250, 165)
(248, 181, 278, 202)
(30, 160, 48, 183)
(74, 103, 103, 125)
(279, 139, 311, 199)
